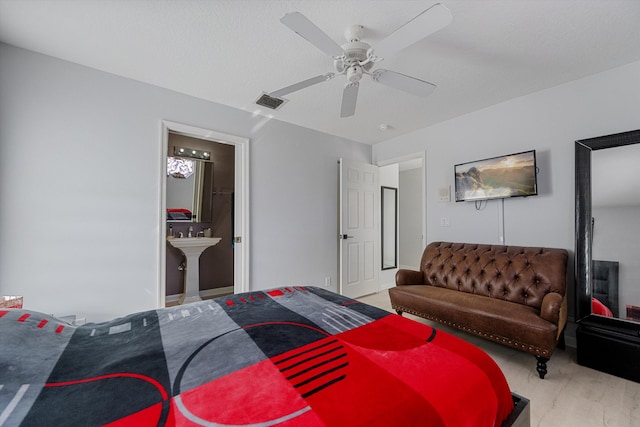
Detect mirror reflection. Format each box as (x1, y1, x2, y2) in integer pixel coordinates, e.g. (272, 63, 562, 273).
(166, 132, 216, 223)
(591, 143, 640, 322)
(381, 186, 398, 270)
(166, 159, 213, 222)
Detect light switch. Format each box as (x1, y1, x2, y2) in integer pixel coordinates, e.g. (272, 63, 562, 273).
(438, 186, 451, 202)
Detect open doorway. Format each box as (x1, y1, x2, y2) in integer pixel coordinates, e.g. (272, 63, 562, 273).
(160, 121, 249, 307)
(398, 158, 425, 270)
(378, 154, 425, 276)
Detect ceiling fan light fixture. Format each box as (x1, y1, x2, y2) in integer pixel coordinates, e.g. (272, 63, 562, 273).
(346, 64, 363, 83)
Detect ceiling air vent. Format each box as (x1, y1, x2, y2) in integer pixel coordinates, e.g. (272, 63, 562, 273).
(255, 93, 287, 110)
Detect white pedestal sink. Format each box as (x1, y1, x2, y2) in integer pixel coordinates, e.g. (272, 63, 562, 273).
(167, 237, 221, 304)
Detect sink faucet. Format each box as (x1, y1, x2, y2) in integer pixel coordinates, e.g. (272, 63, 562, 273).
(188, 226, 193, 238)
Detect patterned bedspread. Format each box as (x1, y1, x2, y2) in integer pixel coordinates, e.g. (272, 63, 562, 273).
(0, 286, 513, 426)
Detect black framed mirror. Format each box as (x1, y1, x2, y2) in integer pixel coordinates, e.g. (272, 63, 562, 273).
(575, 129, 640, 382)
(575, 129, 640, 321)
(381, 186, 398, 270)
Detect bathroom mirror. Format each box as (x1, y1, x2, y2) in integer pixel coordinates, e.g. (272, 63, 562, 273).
(166, 132, 216, 223)
(166, 159, 214, 222)
(381, 186, 398, 270)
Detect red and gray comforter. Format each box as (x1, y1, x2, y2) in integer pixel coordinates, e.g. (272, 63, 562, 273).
(0, 286, 513, 426)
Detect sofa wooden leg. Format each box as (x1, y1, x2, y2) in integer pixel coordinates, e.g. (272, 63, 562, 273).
(395, 310, 403, 316)
(536, 356, 548, 379)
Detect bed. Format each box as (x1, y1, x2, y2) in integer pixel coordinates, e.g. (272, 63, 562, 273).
(167, 208, 193, 221)
(0, 286, 528, 426)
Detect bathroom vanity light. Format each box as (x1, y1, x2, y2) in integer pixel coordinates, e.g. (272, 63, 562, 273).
(173, 146, 211, 160)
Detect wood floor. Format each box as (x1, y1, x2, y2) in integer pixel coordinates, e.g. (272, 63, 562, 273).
(358, 291, 640, 427)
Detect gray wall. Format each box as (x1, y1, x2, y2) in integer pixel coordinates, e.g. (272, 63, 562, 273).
(378, 164, 399, 289)
(399, 168, 423, 269)
(373, 59, 640, 323)
(0, 43, 370, 321)
(592, 205, 640, 316)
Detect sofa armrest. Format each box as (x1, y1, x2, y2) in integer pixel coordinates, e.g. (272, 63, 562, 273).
(395, 269, 425, 285)
(540, 292, 565, 326)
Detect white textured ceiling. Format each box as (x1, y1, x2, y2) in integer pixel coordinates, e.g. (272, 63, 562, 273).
(1, 0, 640, 145)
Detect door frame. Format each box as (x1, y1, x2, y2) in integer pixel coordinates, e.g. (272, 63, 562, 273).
(159, 120, 250, 307)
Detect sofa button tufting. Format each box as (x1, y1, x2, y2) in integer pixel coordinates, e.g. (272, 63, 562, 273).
(389, 241, 569, 379)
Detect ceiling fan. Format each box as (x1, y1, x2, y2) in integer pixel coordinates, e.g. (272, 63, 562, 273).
(257, 3, 452, 117)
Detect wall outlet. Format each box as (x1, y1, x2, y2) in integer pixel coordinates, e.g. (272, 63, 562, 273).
(324, 276, 331, 287)
(440, 217, 450, 227)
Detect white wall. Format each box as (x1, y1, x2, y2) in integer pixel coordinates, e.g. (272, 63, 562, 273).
(373, 60, 640, 318)
(166, 169, 197, 211)
(0, 43, 370, 321)
(378, 164, 399, 289)
(592, 205, 640, 315)
(399, 167, 423, 269)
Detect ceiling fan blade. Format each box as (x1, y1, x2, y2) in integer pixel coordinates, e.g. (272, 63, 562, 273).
(281, 12, 345, 58)
(371, 3, 452, 61)
(270, 73, 335, 98)
(371, 69, 436, 98)
(340, 82, 359, 118)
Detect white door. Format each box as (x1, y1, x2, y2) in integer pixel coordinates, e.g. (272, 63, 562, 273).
(339, 158, 379, 298)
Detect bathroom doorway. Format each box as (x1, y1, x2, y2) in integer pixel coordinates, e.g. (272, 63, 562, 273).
(160, 121, 249, 306)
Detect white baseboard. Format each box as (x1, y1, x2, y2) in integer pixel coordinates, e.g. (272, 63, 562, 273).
(166, 286, 234, 304)
(379, 282, 395, 290)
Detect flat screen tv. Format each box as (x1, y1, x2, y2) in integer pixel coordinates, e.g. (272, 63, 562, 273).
(454, 150, 538, 202)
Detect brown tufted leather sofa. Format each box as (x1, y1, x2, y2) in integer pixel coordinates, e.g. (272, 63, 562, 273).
(389, 241, 568, 378)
